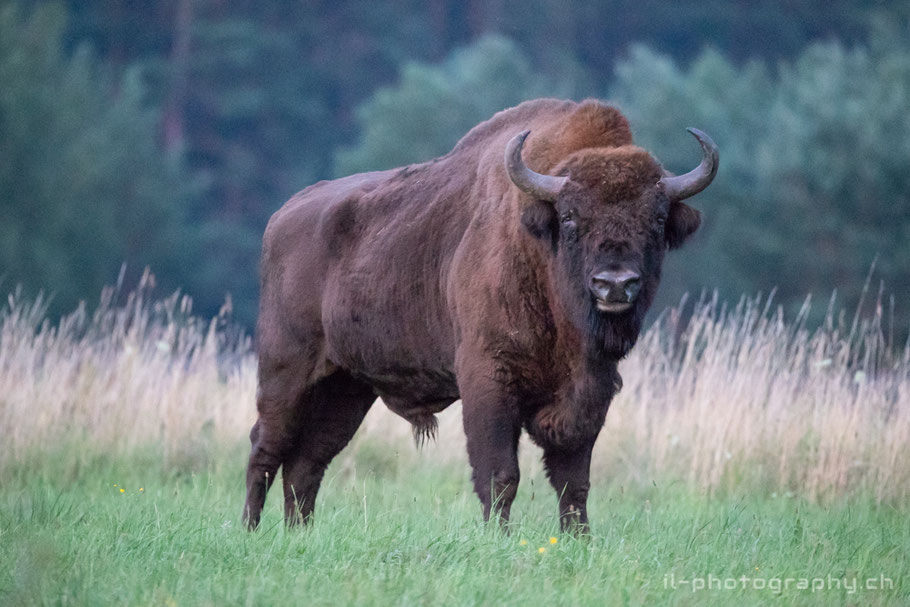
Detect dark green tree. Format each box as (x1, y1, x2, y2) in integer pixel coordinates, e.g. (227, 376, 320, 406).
(169, 9, 336, 324)
(611, 25, 910, 327)
(335, 35, 584, 175)
(0, 3, 196, 315)
(5, 0, 910, 331)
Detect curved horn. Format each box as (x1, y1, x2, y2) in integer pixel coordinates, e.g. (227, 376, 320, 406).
(505, 130, 567, 202)
(659, 128, 719, 200)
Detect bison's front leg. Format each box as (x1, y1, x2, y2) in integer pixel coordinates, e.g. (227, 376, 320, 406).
(460, 379, 522, 527)
(542, 441, 595, 533)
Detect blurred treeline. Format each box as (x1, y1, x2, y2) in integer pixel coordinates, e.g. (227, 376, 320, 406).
(2, 1, 909, 334)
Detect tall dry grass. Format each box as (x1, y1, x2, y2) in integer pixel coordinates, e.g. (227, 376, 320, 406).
(0, 272, 256, 466)
(1, 275, 907, 502)
(603, 290, 909, 502)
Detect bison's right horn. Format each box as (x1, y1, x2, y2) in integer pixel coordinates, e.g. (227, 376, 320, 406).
(505, 130, 567, 202)
(659, 128, 719, 201)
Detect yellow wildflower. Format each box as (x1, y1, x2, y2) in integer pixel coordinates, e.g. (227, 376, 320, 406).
(519, 539, 528, 546)
(549, 536, 558, 544)
(538, 547, 546, 554)
(119, 488, 125, 493)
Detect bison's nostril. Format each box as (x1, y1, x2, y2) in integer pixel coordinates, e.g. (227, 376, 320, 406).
(590, 270, 641, 302)
(625, 279, 641, 301)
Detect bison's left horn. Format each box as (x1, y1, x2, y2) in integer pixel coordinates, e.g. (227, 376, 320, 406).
(659, 128, 719, 201)
(505, 130, 567, 202)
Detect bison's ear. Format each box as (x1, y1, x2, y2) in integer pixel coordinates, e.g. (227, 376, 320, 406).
(521, 200, 558, 247)
(665, 201, 701, 249)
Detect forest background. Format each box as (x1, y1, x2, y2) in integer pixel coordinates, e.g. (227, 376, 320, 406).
(3, 0, 909, 334)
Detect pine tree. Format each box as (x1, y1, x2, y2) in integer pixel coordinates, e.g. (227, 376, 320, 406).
(0, 3, 195, 315)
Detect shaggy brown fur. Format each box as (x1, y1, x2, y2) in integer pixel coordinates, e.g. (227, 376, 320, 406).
(242, 98, 714, 532)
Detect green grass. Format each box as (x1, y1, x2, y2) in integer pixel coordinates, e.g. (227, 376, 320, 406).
(1, 445, 906, 606)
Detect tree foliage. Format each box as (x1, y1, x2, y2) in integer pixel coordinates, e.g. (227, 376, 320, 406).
(0, 3, 194, 315)
(168, 10, 337, 323)
(334, 35, 584, 176)
(1, 0, 908, 332)
(611, 24, 910, 324)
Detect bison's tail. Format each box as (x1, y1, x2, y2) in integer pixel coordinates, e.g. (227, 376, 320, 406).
(411, 414, 438, 449)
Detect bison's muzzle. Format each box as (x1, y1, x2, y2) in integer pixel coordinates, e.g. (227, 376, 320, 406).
(590, 269, 641, 312)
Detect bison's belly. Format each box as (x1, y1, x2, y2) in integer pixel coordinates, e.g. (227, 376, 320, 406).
(330, 335, 460, 428)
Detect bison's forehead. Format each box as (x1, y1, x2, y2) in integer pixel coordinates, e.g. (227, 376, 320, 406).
(557, 146, 662, 204)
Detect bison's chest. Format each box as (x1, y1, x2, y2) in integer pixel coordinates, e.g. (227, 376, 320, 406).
(500, 352, 620, 449)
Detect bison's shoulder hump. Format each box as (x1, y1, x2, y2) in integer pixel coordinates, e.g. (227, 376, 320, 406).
(447, 98, 635, 175)
(524, 100, 635, 173)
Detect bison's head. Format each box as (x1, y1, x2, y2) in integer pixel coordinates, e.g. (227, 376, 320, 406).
(506, 128, 717, 357)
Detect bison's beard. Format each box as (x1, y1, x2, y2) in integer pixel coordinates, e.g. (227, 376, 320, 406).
(585, 303, 644, 359)
(551, 255, 652, 359)
(586, 262, 660, 360)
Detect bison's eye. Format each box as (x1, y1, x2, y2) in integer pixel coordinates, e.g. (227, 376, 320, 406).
(559, 211, 578, 242)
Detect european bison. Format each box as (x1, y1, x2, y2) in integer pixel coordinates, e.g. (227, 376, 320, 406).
(243, 98, 718, 531)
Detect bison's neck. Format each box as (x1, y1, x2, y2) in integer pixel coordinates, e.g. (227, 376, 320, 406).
(522, 257, 632, 448)
(524, 323, 623, 449)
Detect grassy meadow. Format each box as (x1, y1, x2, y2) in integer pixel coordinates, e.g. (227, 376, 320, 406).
(1, 279, 908, 605)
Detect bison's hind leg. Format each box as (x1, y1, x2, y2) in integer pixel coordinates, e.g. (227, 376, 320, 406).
(244, 383, 308, 530)
(280, 371, 375, 526)
(244, 414, 294, 530)
(243, 418, 278, 529)
(243, 340, 336, 530)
